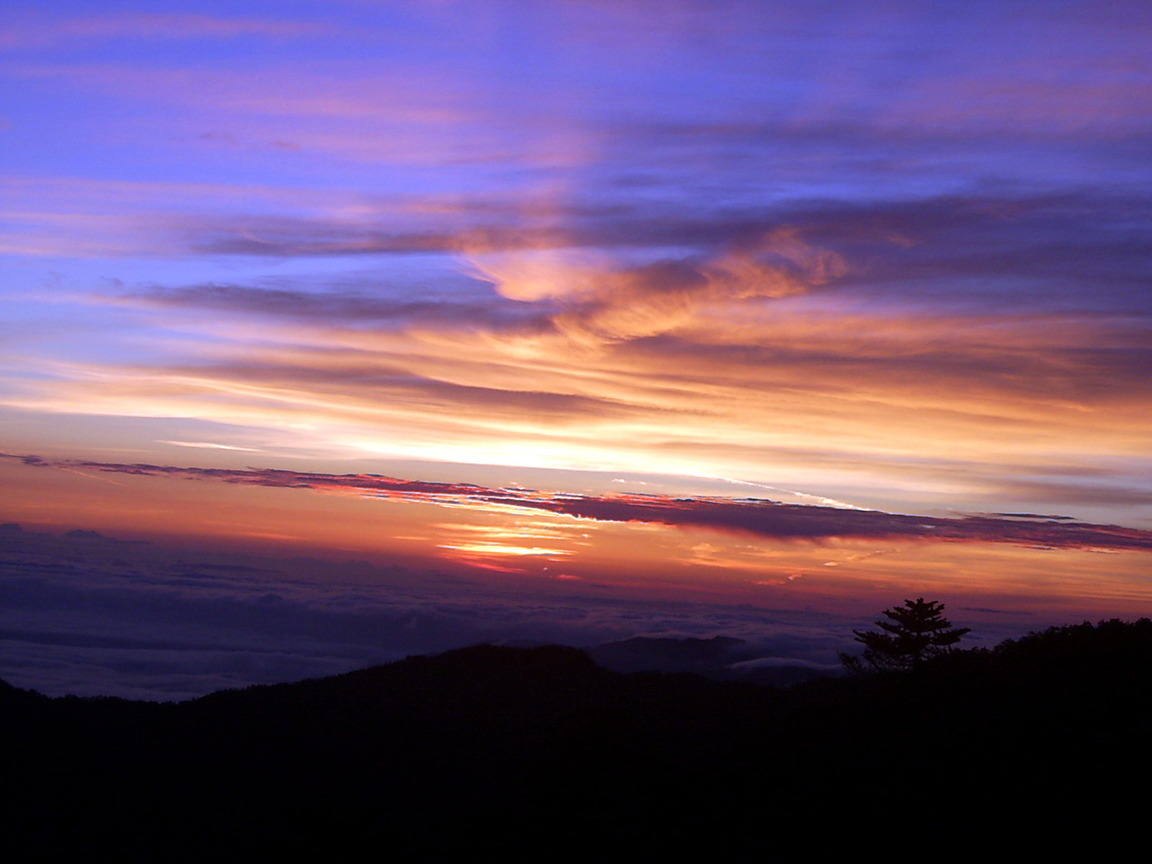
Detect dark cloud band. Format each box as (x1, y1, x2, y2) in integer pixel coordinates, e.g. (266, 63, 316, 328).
(9, 454, 1151, 552)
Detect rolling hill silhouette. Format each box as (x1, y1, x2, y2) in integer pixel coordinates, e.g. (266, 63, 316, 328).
(4, 620, 1150, 858)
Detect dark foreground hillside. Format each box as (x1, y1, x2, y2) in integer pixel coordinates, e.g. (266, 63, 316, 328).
(4, 619, 1151, 860)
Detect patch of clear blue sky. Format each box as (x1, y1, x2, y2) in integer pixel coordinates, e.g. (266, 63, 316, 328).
(3, 1, 1150, 371)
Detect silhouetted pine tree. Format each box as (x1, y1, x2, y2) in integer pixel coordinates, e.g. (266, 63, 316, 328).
(841, 597, 970, 673)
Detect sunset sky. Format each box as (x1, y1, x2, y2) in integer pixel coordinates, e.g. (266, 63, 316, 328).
(2, 1, 1150, 697)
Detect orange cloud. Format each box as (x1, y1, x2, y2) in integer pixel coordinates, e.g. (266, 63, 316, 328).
(465, 229, 845, 343)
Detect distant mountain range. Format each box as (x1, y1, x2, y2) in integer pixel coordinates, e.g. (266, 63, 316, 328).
(589, 634, 832, 684)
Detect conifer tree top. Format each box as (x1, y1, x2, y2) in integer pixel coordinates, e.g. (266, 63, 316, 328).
(841, 598, 971, 673)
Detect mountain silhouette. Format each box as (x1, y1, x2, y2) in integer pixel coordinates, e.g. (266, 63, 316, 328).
(4, 621, 1150, 858)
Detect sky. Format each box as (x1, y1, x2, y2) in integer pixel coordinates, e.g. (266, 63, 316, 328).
(2, 0, 1150, 698)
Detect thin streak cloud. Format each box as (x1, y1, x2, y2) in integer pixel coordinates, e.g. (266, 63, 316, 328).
(8, 455, 1151, 554)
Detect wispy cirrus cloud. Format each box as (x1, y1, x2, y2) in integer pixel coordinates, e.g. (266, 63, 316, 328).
(121, 284, 549, 331)
(0, 12, 335, 49)
(9, 215, 1147, 521)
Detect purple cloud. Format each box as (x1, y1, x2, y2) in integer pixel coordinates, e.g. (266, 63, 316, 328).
(10, 454, 1151, 552)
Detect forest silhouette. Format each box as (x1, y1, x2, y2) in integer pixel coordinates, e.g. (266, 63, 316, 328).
(4, 616, 1150, 858)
